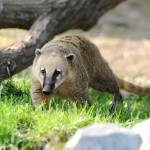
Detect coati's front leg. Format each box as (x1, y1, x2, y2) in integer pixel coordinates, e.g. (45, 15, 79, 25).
(30, 80, 49, 108)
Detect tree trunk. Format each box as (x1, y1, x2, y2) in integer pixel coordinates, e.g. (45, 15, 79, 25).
(0, 0, 125, 81)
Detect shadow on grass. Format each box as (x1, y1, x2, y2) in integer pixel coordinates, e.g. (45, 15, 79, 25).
(0, 79, 30, 104)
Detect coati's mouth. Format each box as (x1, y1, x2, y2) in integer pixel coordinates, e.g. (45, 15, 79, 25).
(42, 83, 55, 95)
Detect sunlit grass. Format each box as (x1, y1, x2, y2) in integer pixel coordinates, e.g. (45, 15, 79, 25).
(0, 72, 150, 150)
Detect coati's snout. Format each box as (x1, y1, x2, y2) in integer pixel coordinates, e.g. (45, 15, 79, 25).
(42, 75, 55, 95)
(42, 83, 55, 95)
(41, 69, 61, 95)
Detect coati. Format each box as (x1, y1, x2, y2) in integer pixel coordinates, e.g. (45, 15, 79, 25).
(31, 34, 150, 110)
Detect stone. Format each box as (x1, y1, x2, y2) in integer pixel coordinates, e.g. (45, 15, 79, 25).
(64, 124, 141, 150)
(133, 119, 150, 150)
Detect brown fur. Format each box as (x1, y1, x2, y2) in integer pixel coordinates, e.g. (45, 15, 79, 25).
(115, 75, 150, 95)
(31, 34, 150, 110)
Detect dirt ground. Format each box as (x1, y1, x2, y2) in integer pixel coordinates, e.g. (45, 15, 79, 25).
(0, 0, 149, 84)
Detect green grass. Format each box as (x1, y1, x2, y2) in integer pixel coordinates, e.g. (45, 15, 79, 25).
(0, 73, 150, 150)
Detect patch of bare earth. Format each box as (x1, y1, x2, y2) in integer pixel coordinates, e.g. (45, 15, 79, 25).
(90, 37, 150, 84)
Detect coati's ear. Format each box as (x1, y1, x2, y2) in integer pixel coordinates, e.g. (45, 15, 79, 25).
(35, 49, 42, 56)
(66, 54, 75, 66)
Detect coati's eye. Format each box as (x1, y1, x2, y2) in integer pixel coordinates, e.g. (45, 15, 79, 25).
(55, 69, 61, 76)
(41, 67, 46, 75)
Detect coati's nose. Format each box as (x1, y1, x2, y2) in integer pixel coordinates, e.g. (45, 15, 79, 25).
(43, 90, 51, 95)
(42, 85, 51, 95)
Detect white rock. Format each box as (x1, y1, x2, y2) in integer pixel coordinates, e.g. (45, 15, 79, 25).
(133, 119, 150, 150)
(64, 124, 141, 150)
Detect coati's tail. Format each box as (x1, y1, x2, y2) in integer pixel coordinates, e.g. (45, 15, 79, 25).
(115, 75, 150, 95)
